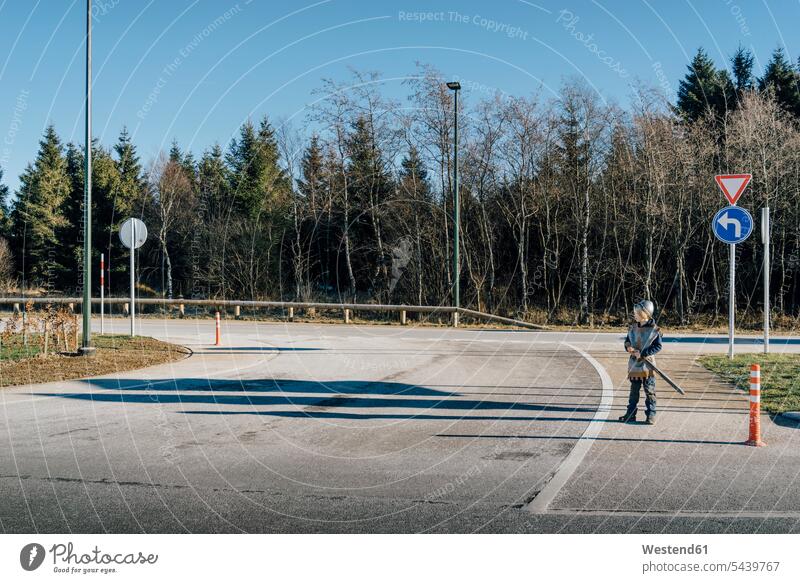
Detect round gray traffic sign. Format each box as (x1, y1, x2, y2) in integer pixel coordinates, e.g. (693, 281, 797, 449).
(119, 218, 147, 249)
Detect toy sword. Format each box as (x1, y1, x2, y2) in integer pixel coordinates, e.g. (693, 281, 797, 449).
(639, 357, 686, 395)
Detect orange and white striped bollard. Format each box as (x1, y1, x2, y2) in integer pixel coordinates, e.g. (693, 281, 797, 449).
(745, 363, 765, 447)
(215, 311, 222, 346)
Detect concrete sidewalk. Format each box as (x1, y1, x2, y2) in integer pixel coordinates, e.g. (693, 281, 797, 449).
(530, 351, 800, 532)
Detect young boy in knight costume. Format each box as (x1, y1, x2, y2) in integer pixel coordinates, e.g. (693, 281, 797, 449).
(619, 300, 662, 425)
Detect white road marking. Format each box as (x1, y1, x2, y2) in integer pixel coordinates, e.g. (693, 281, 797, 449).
(527, 342, 614, 513)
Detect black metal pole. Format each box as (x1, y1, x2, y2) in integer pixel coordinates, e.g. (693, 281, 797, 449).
(80, 0, 94, 353)
(453, 88, 459, 318)
(446, 81, 461, 326)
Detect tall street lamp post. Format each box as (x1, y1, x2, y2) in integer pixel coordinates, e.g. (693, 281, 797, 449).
(80, 0, 95, 355)
(446, 81, 460, 327)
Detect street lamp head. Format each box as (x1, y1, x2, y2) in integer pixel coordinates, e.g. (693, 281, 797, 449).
(446, 81, 461, 91)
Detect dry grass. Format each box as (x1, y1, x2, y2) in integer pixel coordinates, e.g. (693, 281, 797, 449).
(699, 353, 800, 415)
(0, 335, 190, 388)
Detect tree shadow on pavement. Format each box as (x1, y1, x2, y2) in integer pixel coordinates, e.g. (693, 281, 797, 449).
(201, 346, 324, 352)
(77, 377, 460, 397)
(36, 390, 596, 414)
(181, 410, 599, 422)
(34, 378, 601, 417)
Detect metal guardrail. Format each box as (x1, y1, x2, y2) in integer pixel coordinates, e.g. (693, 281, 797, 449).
(0, 297, 548, 330)
(457, 307, 547, 330)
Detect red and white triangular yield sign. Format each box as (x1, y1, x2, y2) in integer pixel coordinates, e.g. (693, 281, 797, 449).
(715, 173, 752, 205)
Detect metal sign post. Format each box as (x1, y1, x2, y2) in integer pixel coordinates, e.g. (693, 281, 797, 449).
(711, 206, 753, 359)
(100, 253, 104, 334)
(119, 218, 148, 337)
(713, 174, 753, 360)
(762, 207, 770, 354)
(729, 244, 735, 359)
(130, 225, 135, 336)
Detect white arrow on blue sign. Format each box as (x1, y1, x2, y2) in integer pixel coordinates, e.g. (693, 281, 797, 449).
(712, 205, 753, 244)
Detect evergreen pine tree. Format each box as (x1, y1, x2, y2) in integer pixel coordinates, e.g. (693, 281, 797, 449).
(54, 143, 85, 289)
(0, 166, 10, 284)
(731, 45, 755, 94)
(398, 146, 432, 303)
(227, 120, 259, 217)
(10, 125, 71, 288)
(90, 144, 122, 291)
(255, 116, 290, 208)
(227, 117, 290, 219)
(758, 48, 800, 117)
(195, 144, 230, 296)
(295, 135, 327, 291)
(114, 127, 144, 213)
(54, 139, 123, 292)
(677, 48, 734, 121)
(347, 117, 394, 206)
(346, 116, 395, 292)
(198, 144, 230, 219)
(297, 135, 325, 214)
(180, 151, 198, 185)
(169, 140, 183, 164)
(398, 146, 431, 202)
(0, 166, 9, 236)
(168, 138, 198, 205)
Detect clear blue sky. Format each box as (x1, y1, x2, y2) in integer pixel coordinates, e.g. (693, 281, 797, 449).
(1, 0, 798, 194)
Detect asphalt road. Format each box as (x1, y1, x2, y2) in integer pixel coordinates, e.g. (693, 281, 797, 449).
(1, 318, 799, 533)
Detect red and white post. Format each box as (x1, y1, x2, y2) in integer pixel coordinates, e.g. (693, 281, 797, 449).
(215, 311, 222, 346)
(746, 364, 765, 447)
(100, 253, 105, 334)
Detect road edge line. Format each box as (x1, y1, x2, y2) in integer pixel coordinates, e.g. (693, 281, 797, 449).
(526, 341, 614, 513)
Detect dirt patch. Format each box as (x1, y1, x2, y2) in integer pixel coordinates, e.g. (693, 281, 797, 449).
(0, 335, 191, 388)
